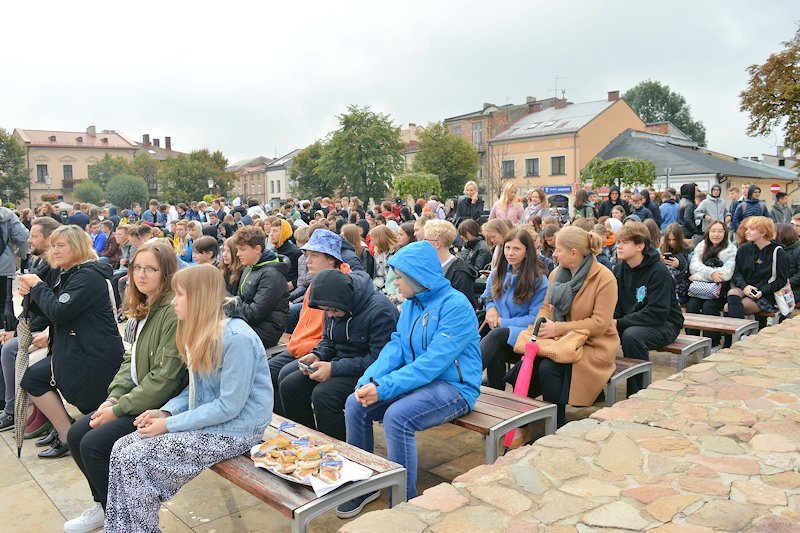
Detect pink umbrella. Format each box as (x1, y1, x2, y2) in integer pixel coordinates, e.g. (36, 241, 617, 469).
(504, 317, 546, 447)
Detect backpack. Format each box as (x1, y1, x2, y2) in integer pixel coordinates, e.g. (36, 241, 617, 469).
(735, 200, 768, 221)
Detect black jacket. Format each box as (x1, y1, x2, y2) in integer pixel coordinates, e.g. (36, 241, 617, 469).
(339, 239, 365, 272)
(732, 240, 789, 304)
(234, 250, 289, 349)
(641, 189, 662, 229)
(784, 239, 800, 298)
(454, 196, 484, 226)
(276, 240, 302, 286)
(309, 270, 398, 378)
(458, 236, 492, 273)
(28, 258, 61, 333)
(445, 256, 477, 308)
(678, 183, 701, 238)
(598, 186, 630, 218)
(614, 246, 684, 332)
(29, 261, 124, 413)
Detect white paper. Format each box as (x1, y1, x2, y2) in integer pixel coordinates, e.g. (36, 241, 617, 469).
(250, 444, 373, 497)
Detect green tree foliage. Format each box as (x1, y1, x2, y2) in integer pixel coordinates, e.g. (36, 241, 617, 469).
(88, 154, 133, 189)
(393, 172, 442, 200)
(412, 122, 479, 198)
(131, 152, 160, 192)
(73, 180, 105, 205)
(317, 105, 404, 201)
(740, 25, 800, 175)
(106, 174, 149, 210)
(0, 129, 29, 204)
(158, 150, 234, 203)
(580, 157, 656, 189)
(290, 141, 336, 199)
(624, 80, 707, 146)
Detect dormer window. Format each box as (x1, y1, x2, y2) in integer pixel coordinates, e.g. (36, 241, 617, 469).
(76, 136, 83, 143)
(49, 135, 56, 142)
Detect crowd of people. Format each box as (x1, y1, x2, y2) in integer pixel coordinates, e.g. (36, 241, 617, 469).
(0, 177, 795, 530)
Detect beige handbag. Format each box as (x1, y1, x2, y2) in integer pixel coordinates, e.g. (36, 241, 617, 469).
(513, 324, 589, 364)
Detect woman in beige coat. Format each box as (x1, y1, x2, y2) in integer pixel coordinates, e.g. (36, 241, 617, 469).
(533, 226, 619, 427)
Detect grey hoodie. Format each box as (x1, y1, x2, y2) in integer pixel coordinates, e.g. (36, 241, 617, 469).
(0, 207, 29, 276)
(694, 184, 728, 231)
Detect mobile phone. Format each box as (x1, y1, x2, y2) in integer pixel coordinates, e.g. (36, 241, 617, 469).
(663, 253, 675, 260)
(297, 361, 313, 373)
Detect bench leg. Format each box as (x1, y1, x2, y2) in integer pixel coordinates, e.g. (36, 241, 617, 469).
(677, 353, 687, 372)
(543, 413, 556, 436)
(605, 383, 616, 407)
(486, 430, 501, 464)
(642, 369, 652, 388)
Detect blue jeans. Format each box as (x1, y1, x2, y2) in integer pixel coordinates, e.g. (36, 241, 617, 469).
(285, 302, 302, 334)
(345, 380, 469, 499)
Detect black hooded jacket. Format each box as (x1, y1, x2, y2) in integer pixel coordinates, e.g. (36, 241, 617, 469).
(598, 186, 630, 217)
(641, 189, 662, 228)
(458, 236, 493, 272)
(613, 246, 684, 333)
(444, 256, 478, 308)
(339, 238, 365, 272)
(234, 249, 290, 349)
(678, 183, 701, 238)
(26, 261, 124, 413)
(309, 270, 399, 378)
(732, 240, 789, 304)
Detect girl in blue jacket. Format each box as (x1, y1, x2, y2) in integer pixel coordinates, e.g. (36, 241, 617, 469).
(338, 241, 482, 518)
(480, 228, 548, 389)
(104, 265, 273, 532)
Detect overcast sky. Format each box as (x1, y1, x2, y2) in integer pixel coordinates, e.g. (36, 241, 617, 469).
(2, 1, 796, 165)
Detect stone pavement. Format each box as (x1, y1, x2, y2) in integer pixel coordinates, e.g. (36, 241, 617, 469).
(343, 319, 800, 532)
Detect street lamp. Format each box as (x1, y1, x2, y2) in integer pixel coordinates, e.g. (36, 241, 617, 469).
(3, 188, 10, 205)
(44, 173, 52, 194)
(207, 178, 214, 196)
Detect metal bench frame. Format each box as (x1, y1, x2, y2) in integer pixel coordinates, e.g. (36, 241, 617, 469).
(482, 403, 556, 464)
(604, 360, 653, 406)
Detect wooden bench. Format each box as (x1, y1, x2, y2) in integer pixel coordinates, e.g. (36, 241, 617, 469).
(210, 415, 406, 533)
(266, 332, 293, 357)
(450, 386, 557, 464)
(660, 334, 712, 371)
(682, 313, 759, 345)
(604, 357, 653, 406)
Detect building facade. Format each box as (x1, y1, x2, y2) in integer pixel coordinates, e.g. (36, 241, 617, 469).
(13, 126, 138, 208)
(265, 149, 302, 209)
(228, 156, 273, 204)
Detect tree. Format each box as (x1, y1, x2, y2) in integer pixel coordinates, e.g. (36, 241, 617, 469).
(73, 180, 104, 205)
(740, 25, 800, 174)
(188, 149, 235, 196)
(624, 80, 707, 146)
(88, 154, 132, 189)
(393, 172, 442, 200)
(158, 150, 233, 203)
(317, 105, 404, 201)
(412, 122, 479, 198)
(0, 129, 29, 205)
(131, 152, 160, 192)
(289, 141, 337, 199)
(580, 157, 656, 189)
(106, 174, 149, 210)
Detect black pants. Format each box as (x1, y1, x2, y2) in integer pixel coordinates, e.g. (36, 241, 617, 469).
(531, 357, 571, 428)
(268, 351, 299, 416)
(279, 370, 357, 441)
(480, 327, 516, 390)
(67, 412, 137, 509)
(685, 297, 726, 346)
(619, 324, 680, 396)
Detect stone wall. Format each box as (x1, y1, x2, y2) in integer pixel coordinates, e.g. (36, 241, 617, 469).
(341, 319, 800, 532)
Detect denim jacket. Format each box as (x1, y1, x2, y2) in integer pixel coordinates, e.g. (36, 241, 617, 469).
(162, 318, 273, 437)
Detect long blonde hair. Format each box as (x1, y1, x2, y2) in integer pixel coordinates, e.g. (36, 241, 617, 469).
(172, 265, 226, 374)
(47, 225, 97, 268)
(499, 181, 519, 207)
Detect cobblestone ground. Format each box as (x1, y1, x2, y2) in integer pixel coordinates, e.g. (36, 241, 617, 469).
(342, 319, 800, 532)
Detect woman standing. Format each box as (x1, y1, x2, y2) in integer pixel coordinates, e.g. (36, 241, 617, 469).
(489, 182, 525, 225)
(685, 221, 736, 348)
(531, 227, 619, 428)
(572, 189, 595, 219)
(104, 265, 272, 532)
(480, 229, 548, 390)
(454, 180, 484, 226)
(63, 241, 187, 533)
(19, 226, 124, 458)
(524, 189, 549, 223)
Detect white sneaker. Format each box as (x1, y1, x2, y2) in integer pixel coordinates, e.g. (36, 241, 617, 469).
(64, 503, 105, 533)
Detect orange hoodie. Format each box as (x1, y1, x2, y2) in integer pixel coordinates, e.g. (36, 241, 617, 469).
(286, 262, 352, 357)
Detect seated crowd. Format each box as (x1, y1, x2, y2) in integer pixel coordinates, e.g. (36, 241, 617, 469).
(0, 181, 796, 529)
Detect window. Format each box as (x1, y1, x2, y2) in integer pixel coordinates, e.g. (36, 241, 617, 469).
(258, 179, 262, 194)
(36, 165, 48, 183)
(525, 158, 539, 177)
(551, 156, 566, 176)
(502, 160, 515, 179)
(543, 121, 556, 127)
(779, 159, 786, 167)
(277, 180, 281, 193)
(451, 125, 462, 136)
(525, 123, 540, 130)
(63, 164, 73, 180)
(250, 180, 255, 194)
(270, 181, 274, 194)
(472, 122, 483, 146)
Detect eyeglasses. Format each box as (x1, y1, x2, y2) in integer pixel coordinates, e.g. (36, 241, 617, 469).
(132, 265, 160, 276)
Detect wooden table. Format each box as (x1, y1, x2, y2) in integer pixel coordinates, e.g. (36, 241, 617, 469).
(210, 415, 406, 533)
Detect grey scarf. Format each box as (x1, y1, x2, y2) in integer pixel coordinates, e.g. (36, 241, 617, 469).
(548, 254, 594, 321)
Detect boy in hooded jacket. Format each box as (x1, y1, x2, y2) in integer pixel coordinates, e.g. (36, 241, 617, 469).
(598, 186, 630, 218)
(694, 184, 729, 232)
(732, 185, 769, 231)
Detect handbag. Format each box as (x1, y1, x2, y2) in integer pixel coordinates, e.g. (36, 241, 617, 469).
(513, 322, 589, 364)
(770, 247, 795, 316)
(688, 280, 722, 300)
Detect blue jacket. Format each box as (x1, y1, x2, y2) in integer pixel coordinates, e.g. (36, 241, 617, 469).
(481, 266, 548, 347)
(732, 186, 769, 230)
(659, 200, 679, 232)
(92, 231, 108, 254)
(162, 318, 273, 437)
(356, 241, 482, 409)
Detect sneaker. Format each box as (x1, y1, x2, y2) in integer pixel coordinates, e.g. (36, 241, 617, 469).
(336, 491, 380, 519)
(0, 413, 13, 432)
(64, 503, 105, 533)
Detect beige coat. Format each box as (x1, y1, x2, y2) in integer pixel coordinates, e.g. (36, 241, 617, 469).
(537, 260, 619, 406)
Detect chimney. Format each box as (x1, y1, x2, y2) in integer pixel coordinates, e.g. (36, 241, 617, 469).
(607, 90, 620, 101)
(143, 134, 150, 146)
(86, 125, 96, 136)
(408, 123, 416, 128)
(483, 103, 494, 110)
(529, 102, 542, 113)
(165, 136, 171, 151)
(526, 96, 537, 103)
(777, 145, 785, 157)
(153, 138, 160, 148)
(554, 99, 567, 109)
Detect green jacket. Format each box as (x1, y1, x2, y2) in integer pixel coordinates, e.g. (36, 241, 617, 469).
(107, 293, 189, 417)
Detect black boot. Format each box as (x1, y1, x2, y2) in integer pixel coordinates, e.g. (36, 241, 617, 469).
(38, 435, 70, 459)
(35, 426, 58, 447)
